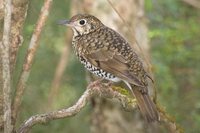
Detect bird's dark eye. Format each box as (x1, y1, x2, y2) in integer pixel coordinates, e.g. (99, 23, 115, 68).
(79, 19, 86, 25)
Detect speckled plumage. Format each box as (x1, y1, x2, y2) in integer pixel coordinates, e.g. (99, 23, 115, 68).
(61, 14, 159, 122)
(72, 23, 146, 85)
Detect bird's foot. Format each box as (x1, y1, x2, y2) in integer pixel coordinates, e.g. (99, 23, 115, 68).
(106, 81, 114, 87)
(88, 79, 103, 89)
(87, 79, 106, 97)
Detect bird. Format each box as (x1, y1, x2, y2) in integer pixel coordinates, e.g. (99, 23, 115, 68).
(58, 14, 159, 122)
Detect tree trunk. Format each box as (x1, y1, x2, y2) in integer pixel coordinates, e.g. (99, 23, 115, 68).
(0, 0, 28, 132)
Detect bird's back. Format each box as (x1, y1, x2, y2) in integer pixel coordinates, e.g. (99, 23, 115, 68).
(73, 26, 149, 87)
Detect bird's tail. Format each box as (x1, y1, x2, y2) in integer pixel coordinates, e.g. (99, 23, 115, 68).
(130, 84, 159, 122)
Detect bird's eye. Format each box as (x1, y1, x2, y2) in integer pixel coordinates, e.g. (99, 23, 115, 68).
(79, 19, 86, 25)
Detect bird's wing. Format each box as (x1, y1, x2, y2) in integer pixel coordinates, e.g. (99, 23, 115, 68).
(84, 49, 145, 87)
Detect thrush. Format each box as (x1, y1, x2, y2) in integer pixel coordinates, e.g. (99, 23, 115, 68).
(58, 14, 159, 122)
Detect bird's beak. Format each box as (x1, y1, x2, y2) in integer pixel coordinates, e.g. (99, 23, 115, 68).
(57, 19, 71, 26)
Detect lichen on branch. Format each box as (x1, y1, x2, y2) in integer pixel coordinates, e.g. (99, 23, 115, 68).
(17, 81, 137, 133)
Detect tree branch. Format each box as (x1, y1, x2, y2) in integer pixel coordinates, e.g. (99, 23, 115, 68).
(12, 0, 53, 127)
(16, 78, 184, 133)
(10, 0, 29, 74)
(17, 81, 137, 133)
(158, 105, 184, 133)
(0, 0, 12, 132)
(17, 80, 183, 133)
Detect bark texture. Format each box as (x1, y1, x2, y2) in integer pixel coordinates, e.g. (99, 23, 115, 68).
(18, 82, 137, 133)
(0, 0, 29, 132)
(1, 0, 12, 132)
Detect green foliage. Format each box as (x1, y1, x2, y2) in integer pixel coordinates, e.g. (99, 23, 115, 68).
(146, 0, 200, 132)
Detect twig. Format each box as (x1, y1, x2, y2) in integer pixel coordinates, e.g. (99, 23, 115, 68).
(158, 105, 183, 133)
(17, 81, 137, 133)
(12, 0, 53, 127)
(0, 0, 12, 132)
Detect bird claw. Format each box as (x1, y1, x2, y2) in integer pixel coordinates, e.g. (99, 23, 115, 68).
(88, 79, 103, 88)
(106, 81, 114, 86)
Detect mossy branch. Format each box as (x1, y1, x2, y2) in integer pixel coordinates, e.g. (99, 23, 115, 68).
(17, 80, 182, 133)
(17, 81, 137, 133)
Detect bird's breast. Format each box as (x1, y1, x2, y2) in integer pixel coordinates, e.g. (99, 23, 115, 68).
(79, 55, 120, 82)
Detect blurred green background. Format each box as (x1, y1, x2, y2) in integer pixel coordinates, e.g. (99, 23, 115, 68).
(15, 0, 200, 132)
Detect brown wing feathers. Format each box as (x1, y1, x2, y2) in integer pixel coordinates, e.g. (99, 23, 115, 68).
(85, 50, 144, 86)
(85, 49, 159, 122)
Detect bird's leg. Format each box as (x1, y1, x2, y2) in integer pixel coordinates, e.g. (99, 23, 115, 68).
(106, 81, 114, 87)
(94, 78, 104, 85)
(88, 78, 103, 89)
(87, 79, 106, 97)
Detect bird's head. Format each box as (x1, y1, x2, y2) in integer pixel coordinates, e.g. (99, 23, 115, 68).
(58, 14, 103, 36)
